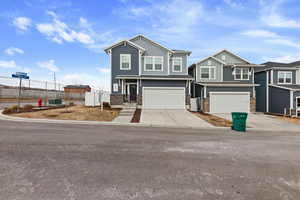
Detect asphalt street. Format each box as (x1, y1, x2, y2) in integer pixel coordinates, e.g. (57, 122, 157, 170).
(0, 120, 300, 199)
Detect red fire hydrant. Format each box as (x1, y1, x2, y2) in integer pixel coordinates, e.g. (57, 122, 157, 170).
(38, 98, 43, 107)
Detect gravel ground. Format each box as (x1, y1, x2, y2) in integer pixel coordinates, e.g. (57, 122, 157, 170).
(0, 120, 300, 200)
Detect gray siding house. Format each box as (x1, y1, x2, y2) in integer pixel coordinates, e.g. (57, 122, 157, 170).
(189, 49, 264, 113)
(104, 35, 192, 109)
(255, 61, 300, 117)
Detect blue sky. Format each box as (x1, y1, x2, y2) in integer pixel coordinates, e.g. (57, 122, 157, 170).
(0, 0, 300, 90)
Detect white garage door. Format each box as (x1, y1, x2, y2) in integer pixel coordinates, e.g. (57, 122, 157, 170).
(210, 92, 250, 113)
(143, 87, 185, 109)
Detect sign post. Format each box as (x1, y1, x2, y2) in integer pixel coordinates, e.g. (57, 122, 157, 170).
(12, 72, 30, 112)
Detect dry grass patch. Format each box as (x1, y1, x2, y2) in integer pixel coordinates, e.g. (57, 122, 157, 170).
(276, 116, 300, 125)
(11, 105, 120, 122)
(192, 112, 232, 127)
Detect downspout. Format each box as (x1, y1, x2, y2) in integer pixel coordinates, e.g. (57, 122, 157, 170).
(266, 71, 269, 113)
(252, 68, 255, 98)
(290, 90, 294, 116)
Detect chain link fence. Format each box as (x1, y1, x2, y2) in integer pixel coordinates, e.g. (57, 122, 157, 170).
(0, 76, 65, 91)
(0, 76, 86, 100)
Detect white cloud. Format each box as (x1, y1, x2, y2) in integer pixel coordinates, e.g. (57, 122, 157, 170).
(0, 60, 18, 68)
(264, 53, 300, 63)
(36, 11, 94, 45)
(262, 14, 300, 28)
(13, 17, 32, 31)
(4, 47, 24, 55)
(266, 38, 300, 48)
(260, 0, 300, 28)
(124, 0, 202, 40)
(241, 29, 300, 49)
(223, 0, 243, 9)
(241, 30, 279, 38)
(96, 67, 110, 73)
(37, 60, 59, 72)
(0, 60, 31, 73)
(79, 17, 90, 28)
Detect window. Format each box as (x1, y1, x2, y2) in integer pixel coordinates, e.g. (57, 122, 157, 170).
(144, 57, 153, 71)
(113, 83, 118, 92)
(200, 66, 216, 79)
(278, 71, 292, 84)
(172, 57, 182, 72)
(144, 56, 163, 71)
(221, 55, 226, 61)
(208, 60, 212, 65)
(154, 57, 163, 71)
(120, 54, 131, 70)
(234, 68, 249, 80)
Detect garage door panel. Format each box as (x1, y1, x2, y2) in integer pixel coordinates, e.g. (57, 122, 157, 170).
(143, 87, 185, 109)
(210, 92, 250, 113)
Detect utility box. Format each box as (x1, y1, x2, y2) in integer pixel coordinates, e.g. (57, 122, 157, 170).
(48, 98, 62, 105)
(85, 92, 100, 107)
(190, 98, 198, 112)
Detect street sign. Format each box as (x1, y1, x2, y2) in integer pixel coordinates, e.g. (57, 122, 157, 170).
(12, 72, 29, 79)
(11, 72, 30, 112)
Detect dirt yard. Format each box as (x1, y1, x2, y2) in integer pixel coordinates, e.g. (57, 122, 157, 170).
(11, 105, 120, 122)
(192, 112, 232, 127)
(276, 116, 300, 125)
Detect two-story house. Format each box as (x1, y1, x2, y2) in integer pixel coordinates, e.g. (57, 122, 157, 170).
(104, 35, 192, 109)
(189, 49, 264, 113)
(255, 61, 300, 117)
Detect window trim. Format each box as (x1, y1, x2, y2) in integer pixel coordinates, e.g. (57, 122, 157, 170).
(172, 57, 183, 72)
(278, 71, 293, 84)
(143, 56, 164, 72)
(120, 54, 131, 70)
(200, 66, 216, 80)
(234, 68, 250, 80)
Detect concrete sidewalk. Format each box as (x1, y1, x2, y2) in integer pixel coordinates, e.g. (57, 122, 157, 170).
(113, 106, 135, 123)
(141, 109, 213, 128)
(215, 113, 300, 132)
(0, 110, 221, 130)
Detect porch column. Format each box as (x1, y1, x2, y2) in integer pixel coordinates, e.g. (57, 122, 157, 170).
(137, 79, 139, 95)
(188, 80, 191, 95)
(121, 79, 124, 94)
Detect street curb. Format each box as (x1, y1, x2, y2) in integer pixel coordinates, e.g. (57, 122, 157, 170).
(0, 110, 230, 130)
(1, 110, 298, 132)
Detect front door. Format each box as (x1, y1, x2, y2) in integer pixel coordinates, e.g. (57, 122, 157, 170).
(129, 84, 137, 102)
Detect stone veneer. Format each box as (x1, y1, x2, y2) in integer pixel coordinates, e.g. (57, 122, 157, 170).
(110, 94, 124, 105)
(250, 98, 256, 113)
(186, 95, 191, 105)
(137, 94, 142, 105)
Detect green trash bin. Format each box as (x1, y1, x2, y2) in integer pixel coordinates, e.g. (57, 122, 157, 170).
(48, 98, 62, 105)
(231, 112, 248, 132)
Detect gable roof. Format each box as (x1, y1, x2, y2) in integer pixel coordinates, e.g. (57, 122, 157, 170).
(129, 34, 175, 53)
(195, 56, 227, 65)
(255, 61, 300, 73)
(212, 49, 251, 64)
(104, 40, 145, 53)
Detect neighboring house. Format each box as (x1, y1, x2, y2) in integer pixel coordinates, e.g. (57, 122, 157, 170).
(189, 49, 264, 113)
(255, 61, 300, 117)
(64, 85, 91, 93)
(104, 35, 192, 109)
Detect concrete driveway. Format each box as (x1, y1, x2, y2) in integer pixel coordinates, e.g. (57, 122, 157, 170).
(141, 109, 213, 128)
(215, 113, 300, 131)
